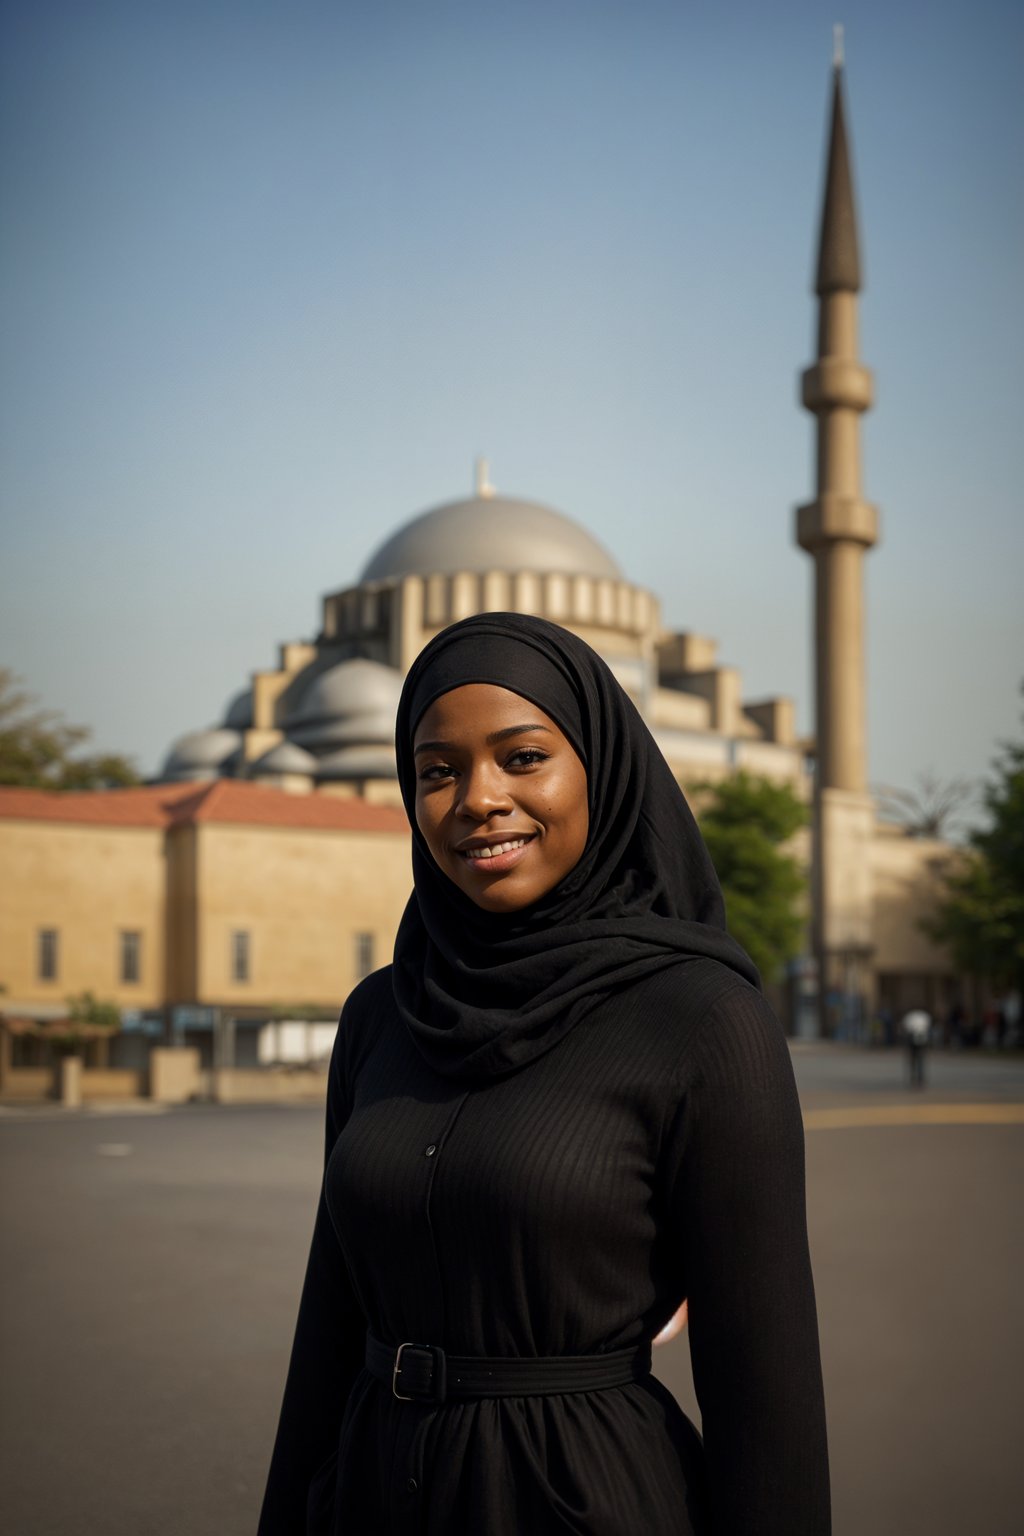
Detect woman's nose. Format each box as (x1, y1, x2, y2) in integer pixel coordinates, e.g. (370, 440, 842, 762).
(455, 762, 513, 820)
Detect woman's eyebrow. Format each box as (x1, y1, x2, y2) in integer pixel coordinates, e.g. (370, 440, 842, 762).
(413, 724, 553, 755)
(486, 723, 553, 745)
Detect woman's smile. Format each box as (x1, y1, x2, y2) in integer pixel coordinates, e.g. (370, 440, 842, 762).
(457, 833, 537, 871)
(413, 683, 588, 913)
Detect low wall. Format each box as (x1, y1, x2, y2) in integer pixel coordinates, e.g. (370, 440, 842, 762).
(1, 1060, 329, 1106)
(0, 1065, 144, 1104)
(212, 1068, 327, 1105)
(82, 1069, 145, 1100)
(149, 1048, 201, 1104)
(0, 1068, 51, 1102)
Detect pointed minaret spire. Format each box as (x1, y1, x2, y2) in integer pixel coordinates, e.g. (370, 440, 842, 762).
(795, 45, 880, 1037)
(815, 52, 862, 295)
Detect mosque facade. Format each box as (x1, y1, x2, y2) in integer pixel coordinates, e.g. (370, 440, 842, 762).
(161, 465, 804, 805)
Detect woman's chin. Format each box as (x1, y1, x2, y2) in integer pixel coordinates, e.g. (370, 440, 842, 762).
(458, 874, 534, 913)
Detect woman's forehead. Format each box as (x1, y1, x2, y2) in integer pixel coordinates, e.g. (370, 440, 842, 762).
(414, 683, 561, 742)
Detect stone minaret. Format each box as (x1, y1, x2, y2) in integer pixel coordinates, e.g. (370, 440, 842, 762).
(796, 55, 880, 1035)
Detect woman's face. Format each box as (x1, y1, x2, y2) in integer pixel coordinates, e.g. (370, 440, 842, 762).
(413, 683, 589, 914)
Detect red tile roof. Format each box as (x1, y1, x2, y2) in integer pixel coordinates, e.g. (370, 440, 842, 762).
(0, 780, 411, 834)
(0, 782, 198, 827)
(177, 779, 410, 833)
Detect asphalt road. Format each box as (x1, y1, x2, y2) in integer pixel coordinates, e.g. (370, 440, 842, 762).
(1, 1044, 1021, 1535)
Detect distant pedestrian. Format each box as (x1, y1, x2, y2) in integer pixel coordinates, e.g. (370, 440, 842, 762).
(947, 1000, 965, 1050)
(901, 1006, 931, 1088)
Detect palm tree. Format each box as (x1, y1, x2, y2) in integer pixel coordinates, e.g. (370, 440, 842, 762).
(873, 772, 976, 841)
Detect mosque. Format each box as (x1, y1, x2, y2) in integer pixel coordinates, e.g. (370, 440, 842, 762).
(156, 58, 952, 1034)
(159, 464, 804, 802)
(0, 59, 956, 1082)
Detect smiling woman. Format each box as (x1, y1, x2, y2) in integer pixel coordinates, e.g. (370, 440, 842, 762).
(412, 685, 589, 911)
(259, 613, 830, 1536)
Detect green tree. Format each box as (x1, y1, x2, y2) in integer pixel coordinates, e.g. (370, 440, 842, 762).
(53, 991, 122, 1057)
(0, 669, 140, 789)
(924, 688, 1024, 991)
(873, 770, 976, 841)
(693, 771, 808, 982)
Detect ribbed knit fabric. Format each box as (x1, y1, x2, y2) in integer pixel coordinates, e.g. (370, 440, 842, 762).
(258, 958, 831, 1535)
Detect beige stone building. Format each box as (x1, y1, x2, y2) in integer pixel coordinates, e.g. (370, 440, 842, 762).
(0, 782, 410, 1081)
(0, 59, 959, 1078)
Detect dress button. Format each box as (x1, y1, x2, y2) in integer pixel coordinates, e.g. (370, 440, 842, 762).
(424, 1144, 437, 1157)
(406, 1476, 419, 1493)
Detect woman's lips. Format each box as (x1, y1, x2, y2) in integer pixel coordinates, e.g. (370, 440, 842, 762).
(457, 835, 535, 874)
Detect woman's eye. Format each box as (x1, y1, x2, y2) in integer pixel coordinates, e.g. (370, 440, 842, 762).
(418, 763, 456, 782)
(507, 749, 549, 769)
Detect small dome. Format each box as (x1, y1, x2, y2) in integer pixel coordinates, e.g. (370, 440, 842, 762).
(252, 741, 317, 775)
(315, 745, 398, 781)
(359, 494, 622, 583)
(289, 710, 396, 751)
(283, 658, 404, 730)
(161, 728, 242, 781)
(223, 687, 254, 730)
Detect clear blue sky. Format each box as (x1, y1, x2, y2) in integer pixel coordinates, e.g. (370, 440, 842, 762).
(1, 0, 1021, 811)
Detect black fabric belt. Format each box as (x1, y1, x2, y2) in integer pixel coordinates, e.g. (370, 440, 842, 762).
(365, 1332, 652, 1405)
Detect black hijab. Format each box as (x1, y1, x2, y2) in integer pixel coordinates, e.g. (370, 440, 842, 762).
(392, 612, 759, 1081)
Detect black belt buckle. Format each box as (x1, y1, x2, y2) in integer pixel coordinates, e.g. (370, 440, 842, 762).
(392, 1341, 448, 1404)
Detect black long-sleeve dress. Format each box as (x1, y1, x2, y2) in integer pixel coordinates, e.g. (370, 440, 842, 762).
(258, 958, 830, 1535)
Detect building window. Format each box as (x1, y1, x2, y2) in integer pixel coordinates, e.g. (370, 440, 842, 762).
(38, 928, 59, 981)
(355, 932, 375, 982)
(231, 930, 251, 984)
(120, 931, 141, 984)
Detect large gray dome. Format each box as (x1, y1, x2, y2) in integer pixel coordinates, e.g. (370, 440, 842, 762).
(359, 494, 622, 583)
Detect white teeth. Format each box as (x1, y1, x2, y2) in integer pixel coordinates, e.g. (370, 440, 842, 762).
(463, 838, 528, 861)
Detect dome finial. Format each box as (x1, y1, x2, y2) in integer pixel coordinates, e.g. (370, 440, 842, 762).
(474, 456, 495, 499)
(833, 21, 844, 69)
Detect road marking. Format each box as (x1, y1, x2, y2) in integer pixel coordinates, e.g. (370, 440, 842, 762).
(804, 1103, 1024, 1131)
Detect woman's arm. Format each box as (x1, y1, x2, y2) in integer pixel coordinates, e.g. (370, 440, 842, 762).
(667, 984, 831, 1534)
(257, 1012, 367, 1534)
